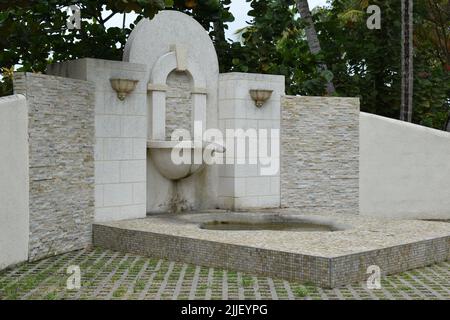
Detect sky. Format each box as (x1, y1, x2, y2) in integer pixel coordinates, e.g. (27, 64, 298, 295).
(106, 0, 330, 39)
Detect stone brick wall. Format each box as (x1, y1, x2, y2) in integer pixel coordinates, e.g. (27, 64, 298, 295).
(14, 73, 95, 261)
(165, 70, 193, 139)
(281, 96, 359, 214)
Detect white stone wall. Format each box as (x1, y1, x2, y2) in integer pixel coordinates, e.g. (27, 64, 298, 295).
(0, 95, 29, 270)
(218, 73, 285, 209)
(281, 96, 360, 214)
(360, 112, 450, 219)
(124, 12, 221, 213)
(48, 59, 148, 222)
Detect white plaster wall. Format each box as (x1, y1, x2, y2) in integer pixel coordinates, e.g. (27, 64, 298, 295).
(48, 59, 148, 222)
(218, 73, 285, 210)
(0, 95, 29, 270)
(360, 112, 450, 219)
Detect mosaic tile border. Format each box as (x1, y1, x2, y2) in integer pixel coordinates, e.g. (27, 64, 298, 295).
(93, 224, 450, 288)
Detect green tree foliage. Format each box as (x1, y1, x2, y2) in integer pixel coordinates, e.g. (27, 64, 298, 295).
(323, 0, 449, 128)
(412, 0, 450, 128)
(0, 0, 170, 95)
(0, 1, 170, 70)
(320, 0, 403, 119)
(1, 0, 448, 130)
(228, 0, 331, 96)
(0, 0, 233, 95)
(230, 0, 449, 129)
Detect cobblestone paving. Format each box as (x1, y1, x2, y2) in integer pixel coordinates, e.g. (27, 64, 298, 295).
(0, 248, 449, 300)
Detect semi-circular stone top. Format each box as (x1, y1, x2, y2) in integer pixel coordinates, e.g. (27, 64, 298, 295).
(123, 10, 219, 83)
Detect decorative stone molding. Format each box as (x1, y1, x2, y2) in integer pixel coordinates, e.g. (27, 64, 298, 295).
(191, 87, 208, 95)
(110, 78, 139, 100)
(170, 44, 188, 71)
(147, 83, 169, 92)
(249, 89, 273, 108)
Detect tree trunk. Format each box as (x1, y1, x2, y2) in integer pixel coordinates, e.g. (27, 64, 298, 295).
(445, 113, 450, 132)
(400, 0, 414, 122)
(296, 0, 335, 95)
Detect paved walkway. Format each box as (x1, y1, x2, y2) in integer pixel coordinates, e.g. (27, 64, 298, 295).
(0, 248, 449, 300)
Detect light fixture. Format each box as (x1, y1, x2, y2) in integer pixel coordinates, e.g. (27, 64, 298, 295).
(110, 79, 139, 101)
(249, 89, 273, 108)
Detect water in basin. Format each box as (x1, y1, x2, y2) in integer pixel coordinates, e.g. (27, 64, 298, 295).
(200, 220, 339, 232)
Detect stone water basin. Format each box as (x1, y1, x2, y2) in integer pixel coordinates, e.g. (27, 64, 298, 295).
(93, 210, 450, 287)
(147, 140, 225, 181)
(174, 212, 349, 232)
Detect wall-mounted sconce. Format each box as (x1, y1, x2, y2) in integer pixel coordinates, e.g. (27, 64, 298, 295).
(110, 79, 139, 101)
(249, 89, 273, 108)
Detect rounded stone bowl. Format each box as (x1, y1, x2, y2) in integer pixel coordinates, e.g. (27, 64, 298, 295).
(148, 140, 225, 181)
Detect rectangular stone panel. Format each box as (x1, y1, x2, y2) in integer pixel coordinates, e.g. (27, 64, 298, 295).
(14, 73, 95, 261)
(281, 96, 359, 214)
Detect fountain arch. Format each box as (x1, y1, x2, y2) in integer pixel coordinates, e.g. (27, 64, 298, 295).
(147, 48, 207, 141)
(124, 10, 220, 213)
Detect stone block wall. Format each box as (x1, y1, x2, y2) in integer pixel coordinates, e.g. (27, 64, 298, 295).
(14, 73, 95, 261)
(47, 59, 148, 222)
(281, 96, 359, 214)
(218, 73, 285, 210)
